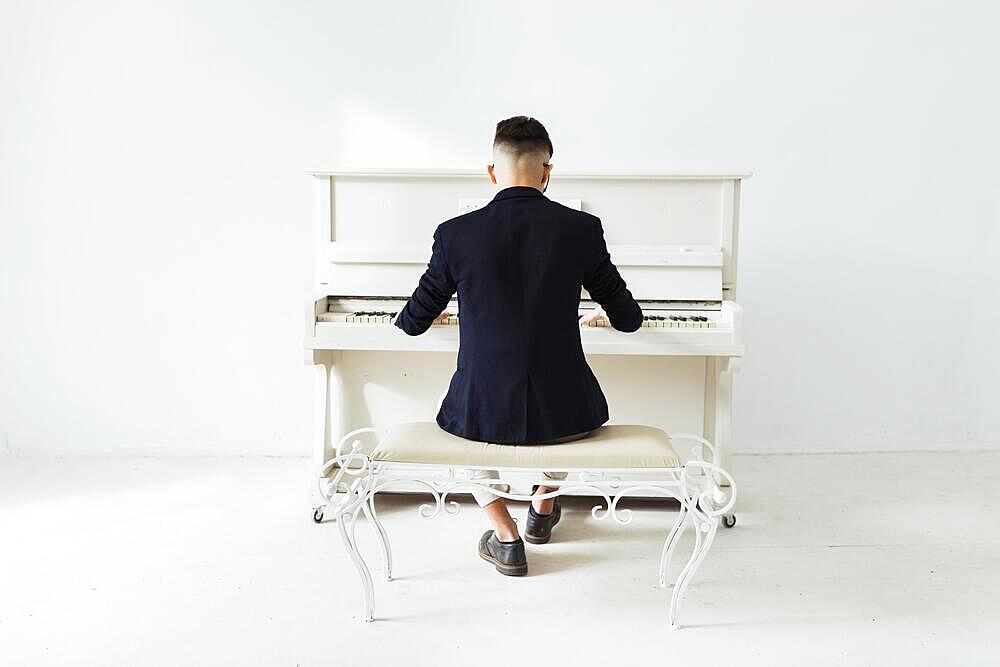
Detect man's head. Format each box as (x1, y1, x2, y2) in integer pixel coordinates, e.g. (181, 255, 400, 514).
(488, 116, 553, 192)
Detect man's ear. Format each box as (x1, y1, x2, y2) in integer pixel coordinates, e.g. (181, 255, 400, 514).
(487, 164, 497, 185)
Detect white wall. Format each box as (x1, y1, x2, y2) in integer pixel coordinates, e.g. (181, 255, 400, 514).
(2, 0, 997, 455)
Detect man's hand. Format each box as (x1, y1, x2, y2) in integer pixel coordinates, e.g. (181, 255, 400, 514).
(579, 305, 608, 327)
(393, 307, 451, 333)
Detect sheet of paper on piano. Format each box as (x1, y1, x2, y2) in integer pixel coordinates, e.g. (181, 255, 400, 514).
(458, 197, 582, 214)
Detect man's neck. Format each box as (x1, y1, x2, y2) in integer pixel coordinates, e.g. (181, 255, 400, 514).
(497, 181, 543, 193)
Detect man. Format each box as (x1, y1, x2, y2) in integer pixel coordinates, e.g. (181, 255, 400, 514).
(394, 116, 642, 575)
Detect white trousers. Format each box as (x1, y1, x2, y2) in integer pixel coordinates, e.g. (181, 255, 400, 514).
(468, 469, 568, 508)
(465, 430, 593, 508)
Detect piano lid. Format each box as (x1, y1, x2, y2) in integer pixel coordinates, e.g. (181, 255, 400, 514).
(308, 169, 749, 302)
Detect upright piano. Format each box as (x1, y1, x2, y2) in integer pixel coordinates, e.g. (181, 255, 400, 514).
(304, 168, 749, 499)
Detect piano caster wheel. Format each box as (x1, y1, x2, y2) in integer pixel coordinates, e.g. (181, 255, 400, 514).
(312, 506, 325, 523)
(722, 513, 736, 528)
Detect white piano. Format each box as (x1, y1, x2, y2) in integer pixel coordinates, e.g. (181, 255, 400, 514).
(304, 169, 749, 498)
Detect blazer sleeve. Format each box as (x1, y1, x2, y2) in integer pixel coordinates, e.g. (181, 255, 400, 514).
(582, 218, 643, 333)
(394, 226, 457, 336)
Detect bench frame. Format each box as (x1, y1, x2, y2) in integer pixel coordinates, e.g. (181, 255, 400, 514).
(314, 427, 737, 629)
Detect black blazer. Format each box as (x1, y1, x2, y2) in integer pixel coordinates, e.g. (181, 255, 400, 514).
(395, 185, 642, 444)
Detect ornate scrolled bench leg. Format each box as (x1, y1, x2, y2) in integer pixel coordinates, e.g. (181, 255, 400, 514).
(668, 507, 719, 629)
(677, 512, 718, 601)
(667, 497, 705, 629)
(363, 480, 393, 582)
(667, 459, 737, 629)
(337, 488, 376, 622)
(659, 503, 690, 587)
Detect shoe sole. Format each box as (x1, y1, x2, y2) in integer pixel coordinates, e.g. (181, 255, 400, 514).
(478, 549, 528, 576)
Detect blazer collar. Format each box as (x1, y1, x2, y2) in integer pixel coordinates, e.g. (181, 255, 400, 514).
(491, 186, 546, 203)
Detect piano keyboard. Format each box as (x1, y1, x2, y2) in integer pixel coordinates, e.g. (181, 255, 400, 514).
(317, 310, 717, 329)
(581, 314, 716, 329)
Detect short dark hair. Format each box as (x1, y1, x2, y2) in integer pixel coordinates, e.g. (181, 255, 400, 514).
(493, 116, 553, 160)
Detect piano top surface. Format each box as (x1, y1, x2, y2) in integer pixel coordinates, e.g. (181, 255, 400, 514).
(307, 168, 752, 180)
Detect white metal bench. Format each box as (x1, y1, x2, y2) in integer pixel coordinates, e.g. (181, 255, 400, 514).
(314, 422, 737, 629)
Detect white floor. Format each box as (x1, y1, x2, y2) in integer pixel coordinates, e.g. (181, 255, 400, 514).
(1, 451, 997, 666)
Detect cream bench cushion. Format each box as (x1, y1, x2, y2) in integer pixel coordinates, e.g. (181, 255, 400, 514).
(370, 421, 681, 469)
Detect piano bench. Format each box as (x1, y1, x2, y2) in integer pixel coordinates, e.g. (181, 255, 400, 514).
(313, 422, 737, 628)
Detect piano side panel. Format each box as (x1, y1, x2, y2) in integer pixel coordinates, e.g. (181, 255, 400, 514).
(720, 178, 740, 293)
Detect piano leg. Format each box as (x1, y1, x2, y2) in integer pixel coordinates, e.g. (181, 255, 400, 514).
(311, 351, 331, 471)
(703, 356, 738, 526)
(310, 350, 347, 521)
(309, 351, 331, 520)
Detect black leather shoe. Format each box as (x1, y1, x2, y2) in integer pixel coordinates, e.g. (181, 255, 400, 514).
(525, 484, 561, 544)
(478, 530, 528, 576)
